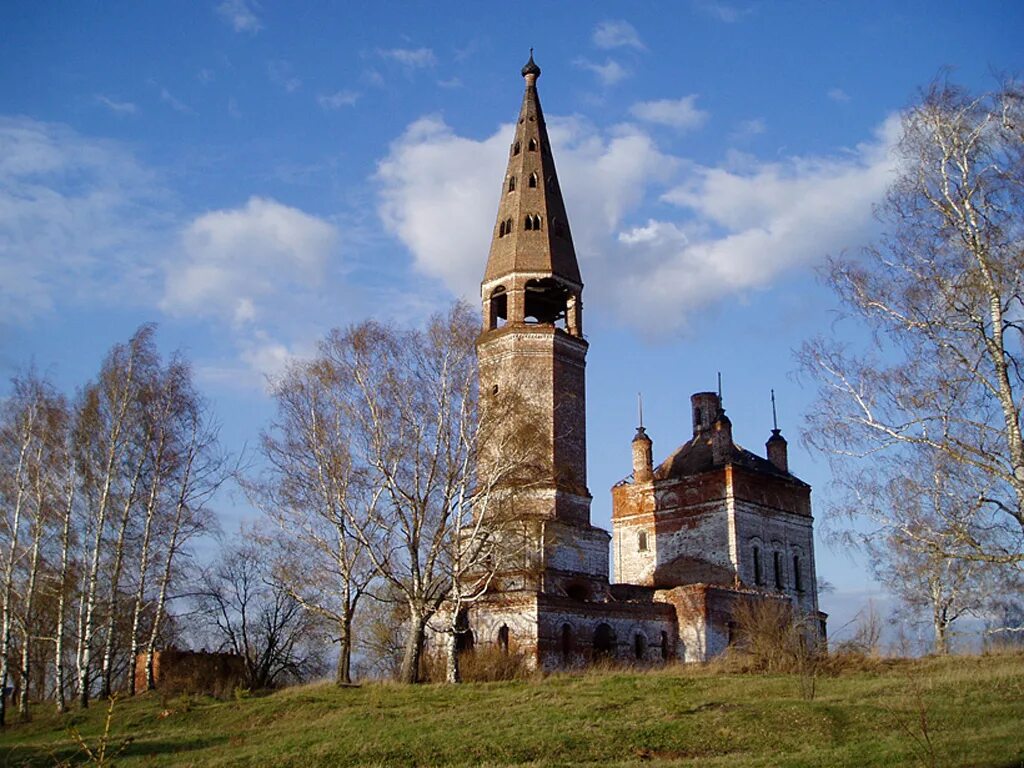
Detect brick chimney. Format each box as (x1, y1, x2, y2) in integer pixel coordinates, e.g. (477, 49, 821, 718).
(632, 426, 653, 483)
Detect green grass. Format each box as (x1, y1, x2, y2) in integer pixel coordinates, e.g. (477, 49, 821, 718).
(2, 652, 1023, 767)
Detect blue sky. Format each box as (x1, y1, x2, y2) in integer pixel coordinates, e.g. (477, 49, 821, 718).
(2, 1, 1022, 644)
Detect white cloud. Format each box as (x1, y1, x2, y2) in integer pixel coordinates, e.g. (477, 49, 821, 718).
(216, 0, 262, 33)
(95, 95, 137, 115)
(692, 0, 751, 23)
(268, 61, 301, 93)
(374, 109, 900, 335)
(0, 117, 170, 325)
(629, 96, 709, 131)
(318, 90, 359, 110)
(828, 87, 851, 103)
(378, 47, 437, 69)
(593, 20, 646, 50)
(730, 117, 766, 141)
(160, 88, 193, 114)
(574, 58, 629, 86)
(162, 196, 338, 326)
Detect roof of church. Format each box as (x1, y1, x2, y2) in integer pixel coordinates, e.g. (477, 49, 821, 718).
(652, 434, 808, 486)
(483, 54, 581, 287)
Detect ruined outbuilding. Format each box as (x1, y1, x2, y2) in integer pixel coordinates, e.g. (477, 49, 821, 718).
(462, 55, 826, 668)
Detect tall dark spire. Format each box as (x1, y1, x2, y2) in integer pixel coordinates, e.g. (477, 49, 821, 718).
(483, 55, 581, 286)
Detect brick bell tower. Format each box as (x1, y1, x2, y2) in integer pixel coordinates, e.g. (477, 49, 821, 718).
(478, 53, 610, 600)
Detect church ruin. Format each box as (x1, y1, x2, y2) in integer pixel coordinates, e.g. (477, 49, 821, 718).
(463, 54, 826, 668)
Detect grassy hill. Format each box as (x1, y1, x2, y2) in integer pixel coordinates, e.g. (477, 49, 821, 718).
(2, 652, 1022, 767)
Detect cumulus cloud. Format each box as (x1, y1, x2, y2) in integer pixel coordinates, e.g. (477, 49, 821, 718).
(216, 0, 262, 33)
(574, 58, 629, 86)
(0, 117, 170, 324)
(629, 95, 709, 131)
(375, 109, 900, 334)
(162, 196, 338, 326)
(593, 20, 646, 50)
(378, 47, 437, 69)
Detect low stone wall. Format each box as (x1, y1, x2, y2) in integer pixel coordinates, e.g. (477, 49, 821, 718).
(135, 649, 245, 696)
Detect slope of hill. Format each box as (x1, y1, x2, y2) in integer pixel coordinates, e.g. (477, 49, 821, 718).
(2, 652, 1022, 767)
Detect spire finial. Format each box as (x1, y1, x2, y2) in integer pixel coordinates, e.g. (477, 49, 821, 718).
(521, 49, 541, 79)
(637, 392, 644, 429)
(771, 388, 779, 431)
(717, 372, 723, 402)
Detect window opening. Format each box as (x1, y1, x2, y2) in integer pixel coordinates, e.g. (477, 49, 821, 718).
(638, 530, 648, 552)
(566, 582, 588, 601)
(634, 633, 647, 660)
(727, 621, 737, 646)
(793, 555, 803, 592)
(512, 141, 521, 156)
(488, 286, 507, 329)
(499, 221, 506, 237)
(560, 624, 573, 662)
(529, 172, 538, 188)
(528, 137, 537, 151)
(774, 551, 784, 589)
(593, 623, 615, 657)
(497, 624, 510, 654)
(523, 278, 569, 327)
(661, 631, 670, 660)
(753, 546, 763, 586)
(454, 610, 474, 652)
(508, 176, 516, 192)
(532, 214, 542, 230)
(524, 216, 533, 231)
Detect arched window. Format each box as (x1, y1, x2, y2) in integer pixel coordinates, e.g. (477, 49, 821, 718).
(773, 551, 784, 589)
(634, 633, 647, 660)
(506, 218, 513, 234)
(512, 141, 521, 156)
(793, 555, 803, 592)
(528, 137, 537, 151)
(499, 221, 506, 237)
(524, 216, 533, 231)
(508, 176, 516, 192)
(488, 286, 507, 329)
(532, 214, 542, 230)
(752, 546, 763, 585)
(593, 623, 615, 657)
(529, 172, 538, 188)
(560, 624, 573, 662)
(638, 530, 648, 552)
(497, 624, 510, 654)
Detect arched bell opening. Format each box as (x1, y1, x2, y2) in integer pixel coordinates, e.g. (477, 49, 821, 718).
(487, 286, 508, 330)
(524, 278, 571, 329)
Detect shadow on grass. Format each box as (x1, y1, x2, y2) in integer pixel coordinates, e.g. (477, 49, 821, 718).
(2, 733, 229, 767)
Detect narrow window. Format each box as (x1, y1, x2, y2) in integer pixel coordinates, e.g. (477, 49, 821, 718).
(512, 141, 521, 156)
(753, 546, 763, 586)
(506, 218, 513, 234)
(524, 216, 533, 231)
(497, 624, 510, 654)
(499, 221, 506, 237)
(528, 137, 537, 151)
(774, 551, 784, 589)
(634, 633, 647, 660)
(529, 172, 538, 188)
(508, 176, 516, 192)
(694, 407, 702, 428)
(660, 631, 670, 660)
(638, 530, 648, 552)
(793, 555, 803, 592)
(533, 215, 542, 230)
(560, 624, 572, 662)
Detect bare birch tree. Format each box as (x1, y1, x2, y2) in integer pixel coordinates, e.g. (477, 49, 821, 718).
(318, 304, 543, 684)
(252, 357, 381, 685)
(73, 325, 158, 707)
(801, 80, 1024, 571)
